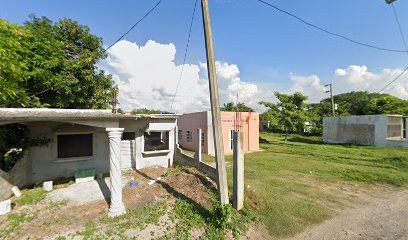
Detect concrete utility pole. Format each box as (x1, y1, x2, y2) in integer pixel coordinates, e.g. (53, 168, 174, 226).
(233, 131, 244, 210)
(325, 84, 335, 117)
(201, 0, 229, 205)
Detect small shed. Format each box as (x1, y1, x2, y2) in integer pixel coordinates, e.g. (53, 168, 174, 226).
(323, 115, 408, 148)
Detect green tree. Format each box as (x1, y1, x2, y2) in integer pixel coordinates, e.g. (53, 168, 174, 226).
(0, 16, 114, 109)
(260, 92, 308, 142)
(221, 102, 254, 112)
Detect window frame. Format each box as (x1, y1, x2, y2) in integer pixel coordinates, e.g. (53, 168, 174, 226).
(186, 131, 193, 143)
(55, 132, 94, 162)
(142, 130, 171, 153)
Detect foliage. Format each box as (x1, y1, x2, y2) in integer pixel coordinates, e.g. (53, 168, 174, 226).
(221, 102, 254, 112)
(260, 92, 309, 137)
(0, 16, 114, 109)
(131, 108, 161, 114)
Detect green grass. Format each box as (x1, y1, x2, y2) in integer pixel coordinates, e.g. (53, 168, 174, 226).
(14, 188, 47, 206)
(239, 133, 408, 237)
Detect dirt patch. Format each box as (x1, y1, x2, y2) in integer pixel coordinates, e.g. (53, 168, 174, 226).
(290, 186, 408, 240)
(1, 167, 217, 239)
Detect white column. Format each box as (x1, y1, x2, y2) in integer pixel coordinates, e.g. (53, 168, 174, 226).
(196, 128, 202, 164)
(106, 128, 126, 217)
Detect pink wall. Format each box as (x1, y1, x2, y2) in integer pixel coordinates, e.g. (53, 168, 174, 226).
(177, 111, 209, 153)
(178, 111, 259, 155)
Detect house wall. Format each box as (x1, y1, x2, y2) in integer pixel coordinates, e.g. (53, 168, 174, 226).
(119, 118, 176, 170)
(177, 112, 209, 153)
(177, 111, 260, 155)
(27, 122, 110, 184)
(323, 115, 408, 148)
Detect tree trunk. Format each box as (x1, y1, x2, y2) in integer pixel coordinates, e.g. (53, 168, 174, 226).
(284, 128, 288, 143)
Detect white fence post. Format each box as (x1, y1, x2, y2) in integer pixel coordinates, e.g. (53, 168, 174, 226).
(196, 128, 202, 165)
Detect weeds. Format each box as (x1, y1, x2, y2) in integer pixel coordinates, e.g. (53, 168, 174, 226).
(0, 211, 37, 238)
(14, 188, 46, 206)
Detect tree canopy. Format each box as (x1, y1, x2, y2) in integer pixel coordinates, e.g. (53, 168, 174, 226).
(260, 92, 309, 136)
(0, 16, 114, 109)
(221, 102, 254, 112)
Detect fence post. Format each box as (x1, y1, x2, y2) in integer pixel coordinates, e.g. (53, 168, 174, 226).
(233, 131, 244, 210)
(196, 128, 202, 165)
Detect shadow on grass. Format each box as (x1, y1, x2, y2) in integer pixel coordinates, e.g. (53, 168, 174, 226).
(287, 137, 323, 145)
(259, 137, 271, 144)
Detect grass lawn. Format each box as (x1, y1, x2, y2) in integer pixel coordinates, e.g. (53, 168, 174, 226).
(232, 133, 408, 238)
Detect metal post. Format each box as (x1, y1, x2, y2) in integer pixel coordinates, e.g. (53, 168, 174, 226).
(233, 131, 244, 210)
(201, 0, 229, 205)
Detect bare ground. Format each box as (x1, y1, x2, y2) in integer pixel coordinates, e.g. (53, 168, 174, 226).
(0, 167, 217, 240)
(290, 186, 408, 240)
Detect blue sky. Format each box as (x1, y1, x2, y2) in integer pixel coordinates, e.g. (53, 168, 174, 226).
(1, 0, 408, 111)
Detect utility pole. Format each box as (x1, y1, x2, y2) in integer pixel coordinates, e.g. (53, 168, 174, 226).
(325, 84, 335, 117)
(201, 0, 229, 205)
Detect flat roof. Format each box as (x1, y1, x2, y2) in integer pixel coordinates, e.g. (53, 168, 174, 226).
(0, 108, 177, 121)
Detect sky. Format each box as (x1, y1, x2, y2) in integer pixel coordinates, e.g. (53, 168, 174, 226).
(1, 0, 408, 113)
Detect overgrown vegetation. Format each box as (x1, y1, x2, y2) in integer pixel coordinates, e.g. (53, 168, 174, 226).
(0, 211, 37, 239)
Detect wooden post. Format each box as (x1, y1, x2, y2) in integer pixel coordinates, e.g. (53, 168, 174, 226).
(233, 131, 244, 210)
(201, 0, 229, 205)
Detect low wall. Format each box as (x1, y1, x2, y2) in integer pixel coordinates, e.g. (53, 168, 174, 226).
(174, 148, 217, 181)
(0, 151, 31, 201)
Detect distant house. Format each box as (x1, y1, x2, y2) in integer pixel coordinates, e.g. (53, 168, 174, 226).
(0, 108, 177, 216)
(323, 115, 407, 147)
(177, 111, 259, 155)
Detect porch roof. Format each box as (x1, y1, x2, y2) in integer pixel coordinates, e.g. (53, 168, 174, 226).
(0, 108, 178, 121)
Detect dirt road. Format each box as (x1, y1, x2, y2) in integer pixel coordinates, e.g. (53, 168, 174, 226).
(291, 187, 408, 240)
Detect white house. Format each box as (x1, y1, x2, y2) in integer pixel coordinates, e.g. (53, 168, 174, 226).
(0, 108, 177, 216)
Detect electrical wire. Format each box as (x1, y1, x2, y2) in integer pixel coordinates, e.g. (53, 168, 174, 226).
(378, 3, 408, 93)
(170, 0, 199, 112)
(103, 0, 163, 53)
(391, 3, 408, 53)
(254, 0, 408, 53)
(379, 66, 408, 93)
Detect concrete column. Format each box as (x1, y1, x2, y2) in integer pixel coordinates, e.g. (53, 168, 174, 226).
(405, 118, 408, 144)
(106, 128, 126, 217)
(233, 131, 244, 210)
(196, 128, 202, 164)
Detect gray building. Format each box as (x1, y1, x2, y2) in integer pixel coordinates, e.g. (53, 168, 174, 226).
(323, 115, 407, 147)
(0, 108, 177, 216)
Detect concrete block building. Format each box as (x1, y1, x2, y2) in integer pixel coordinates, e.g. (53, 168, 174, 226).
(0, 108, 177, 216)
(177, 111, 259, 155)
(323, 115, 408, 147)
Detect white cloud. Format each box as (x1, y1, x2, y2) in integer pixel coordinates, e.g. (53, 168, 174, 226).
(289, 65, 408, 102)
(104, 40, 261, 113)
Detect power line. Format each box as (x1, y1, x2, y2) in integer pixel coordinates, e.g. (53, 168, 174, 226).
(254, 0, 408, 54)
(170, 0, 199, 112)
(391, 3, 408, 52)
(103, 0, 163, 53)
(378, 2, 408, 93)
(379, 66, 408, 93)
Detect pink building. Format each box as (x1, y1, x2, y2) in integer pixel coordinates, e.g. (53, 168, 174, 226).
(177, 111, 259, 155)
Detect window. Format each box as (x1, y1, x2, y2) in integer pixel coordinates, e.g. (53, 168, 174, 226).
(144, 131, 169, 151)
(229, 130, 234, 150)
(178, 129, 183, 141)
(186, 131, 192, 143)
(201, 132, 205, 146)
(58, 134, 93, 158)
(122, 132, 135, 140)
